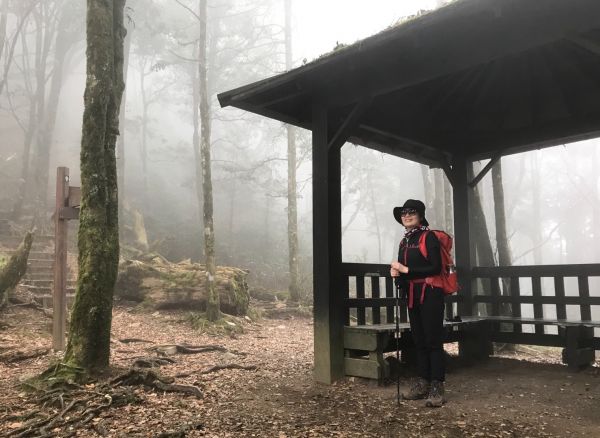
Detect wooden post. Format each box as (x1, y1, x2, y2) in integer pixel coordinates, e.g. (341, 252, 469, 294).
(53, 167, 69, 351)
(312, 105, 344, 384)
(451, 155, 473, 317)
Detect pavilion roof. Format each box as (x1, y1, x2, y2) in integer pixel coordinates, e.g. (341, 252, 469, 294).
(218, 0, 600, 166)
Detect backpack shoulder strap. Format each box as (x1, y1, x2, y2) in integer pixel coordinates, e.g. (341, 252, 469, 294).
(418, 230, 429, 260)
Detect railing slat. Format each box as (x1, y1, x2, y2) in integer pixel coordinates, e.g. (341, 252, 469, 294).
(342, 275, 350, 326)
(578, 276, 592, 321)
(554, 276, 567, 320)
(490, 277, 501, 316)
(510, 277, 522, 333)
(356, 275, 366, 325)
(371, 277, 381, 324)
(531, 276, 544, 335)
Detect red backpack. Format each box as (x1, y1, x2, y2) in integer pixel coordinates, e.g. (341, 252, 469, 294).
(418, 230, 459, 295)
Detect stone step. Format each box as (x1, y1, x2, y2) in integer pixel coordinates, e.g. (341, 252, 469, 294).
(3, 250, 54, 260)
(0, 234, 54, 245)
(28, 259, 54, 269)
(34, 293, 77, 309)
(28, 251, 54, 260)
(26, 285, 76, 295)
(26, 265, 54, 275)
(22, 279, 77, 288)
(24, 272, 56, 280)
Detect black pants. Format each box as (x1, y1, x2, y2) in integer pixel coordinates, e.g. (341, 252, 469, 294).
(408, 286, 445, 382)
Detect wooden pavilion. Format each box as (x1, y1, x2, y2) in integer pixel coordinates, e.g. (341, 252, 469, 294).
(218, 0, 600, 384)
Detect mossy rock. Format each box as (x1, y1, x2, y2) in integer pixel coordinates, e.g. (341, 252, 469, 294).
(115, 258, 250, 315)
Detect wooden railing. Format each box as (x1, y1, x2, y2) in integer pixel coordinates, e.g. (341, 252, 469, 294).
(471, 264, 600, 349)
(342, 263, 462, 326)
(342, 262, 600, 348)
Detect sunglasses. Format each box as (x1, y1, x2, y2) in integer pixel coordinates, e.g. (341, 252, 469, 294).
(400, 208, 418, 217)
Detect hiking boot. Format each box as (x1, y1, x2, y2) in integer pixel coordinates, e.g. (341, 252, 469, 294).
(401, 378, 430, 400)
(425, 380, 446, 407)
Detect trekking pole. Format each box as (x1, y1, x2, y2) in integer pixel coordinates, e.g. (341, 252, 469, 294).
(395, 282, 401, 406)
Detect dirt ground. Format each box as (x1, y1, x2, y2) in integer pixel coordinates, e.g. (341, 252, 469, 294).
(1, 300, 599, 437)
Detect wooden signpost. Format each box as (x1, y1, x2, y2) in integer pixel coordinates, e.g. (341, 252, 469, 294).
(53, 167, 80, 351)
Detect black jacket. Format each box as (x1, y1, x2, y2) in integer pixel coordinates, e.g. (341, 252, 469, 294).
(396, 229, 442, 288)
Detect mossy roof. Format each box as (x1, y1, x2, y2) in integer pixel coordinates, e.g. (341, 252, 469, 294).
(218, 0, 600, 166)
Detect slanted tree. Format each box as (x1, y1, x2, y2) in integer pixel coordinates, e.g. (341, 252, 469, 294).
(492, 159, 512, 268)
(0, 231, 33, 307)
(63, 0, 126, 372)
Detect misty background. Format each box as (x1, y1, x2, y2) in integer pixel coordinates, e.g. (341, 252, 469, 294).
(1, 0, 599, 302)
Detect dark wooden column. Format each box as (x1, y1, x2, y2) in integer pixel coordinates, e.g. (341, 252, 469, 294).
(451, 155, 473, 317)
(312, 105, 344, 384)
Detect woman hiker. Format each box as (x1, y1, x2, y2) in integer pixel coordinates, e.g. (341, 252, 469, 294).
(390, 199, 446, 407)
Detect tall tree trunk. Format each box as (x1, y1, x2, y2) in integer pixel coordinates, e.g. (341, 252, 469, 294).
(118, 19, 132, 238)
(530, 153, 543, 264)
(31, 5, 55, 225)
(140, 65, 149, 200)
(367, 172, 382, 262)
(0, 2, 36, 96)
(11, 92, 37, 220)
(285, 0, 300, 301)
(469, 163, 495, 316)
(443, 174, 453, 234)
(0, 0, 9, 60)
(433, 168, 444, 228)
(469, 163, 495, 266)
(420, 165, 434, 216)
(192, 42, 204, 256)
(34, 7, 76, 225)
(11, 23, 40, 220)
(492, 159, 511, 266)
(492, 159, 513, 326)
(198, 0, 219, 321)
(64, 0, 126, 371)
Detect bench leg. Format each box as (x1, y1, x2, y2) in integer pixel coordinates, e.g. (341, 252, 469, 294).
(560, 326, 595, 371)
(459, 320, 493, 362)
(344, 332, 390, 384)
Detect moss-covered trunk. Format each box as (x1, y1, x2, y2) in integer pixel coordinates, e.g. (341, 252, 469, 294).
(0, 231, 34, 307)
(198, 0, 219, 321)
(64, 0, 126, 372)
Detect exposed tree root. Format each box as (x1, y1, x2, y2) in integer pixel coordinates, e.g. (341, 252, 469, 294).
(112, 368, 202, 398)
(0, 348, 49, 363)
(5, 352, 230, 436)
(118, 337, 154, 344)
(156, 421, 204, 437)
(150, 344, 228, 355)
(132, 356, 176, 368)
(5, 384, 140, 438)
(175, 363, 257, 378)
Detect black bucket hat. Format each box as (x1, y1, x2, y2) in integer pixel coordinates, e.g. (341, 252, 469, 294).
(393, 199, 429, 227)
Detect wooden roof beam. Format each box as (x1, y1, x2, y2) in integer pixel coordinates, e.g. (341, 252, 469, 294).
(567, 35, 600, 57)
(327, 99, 372, 151)
(468, 153, 501, 187)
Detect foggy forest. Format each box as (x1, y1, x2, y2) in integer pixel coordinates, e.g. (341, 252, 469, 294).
(1, 0, 600, 437)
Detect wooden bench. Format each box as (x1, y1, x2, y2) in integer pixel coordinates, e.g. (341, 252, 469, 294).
(478, 316, 600, 370)
(344, 316, 600, 382)
(342, 262, 600, 382)
(343, 317, 491, 383)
